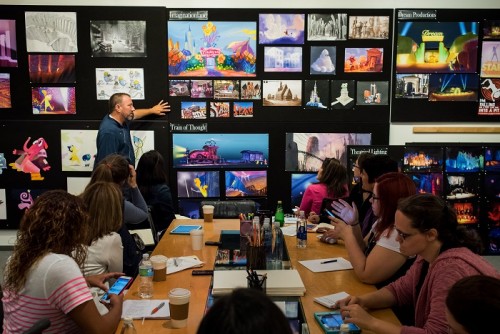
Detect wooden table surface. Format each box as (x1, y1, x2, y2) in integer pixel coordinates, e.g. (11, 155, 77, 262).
(115, 219, 400, 333)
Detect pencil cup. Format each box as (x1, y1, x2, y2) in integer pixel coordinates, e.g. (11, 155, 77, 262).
(246, 245, 266, 270)
(247, 274, 267, 293)
(168, 288, 191, 328)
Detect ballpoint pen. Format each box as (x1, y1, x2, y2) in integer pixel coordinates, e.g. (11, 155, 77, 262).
(320, 259, 338, 264)
(151, 301, 166, 315)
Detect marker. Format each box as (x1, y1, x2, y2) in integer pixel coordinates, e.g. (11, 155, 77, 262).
(151, 301, 165, 315)
(320, 259, 338, 264)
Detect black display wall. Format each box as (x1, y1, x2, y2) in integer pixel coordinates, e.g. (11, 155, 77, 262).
(391, 8, 500, 122)
(1, 5, 393, 228)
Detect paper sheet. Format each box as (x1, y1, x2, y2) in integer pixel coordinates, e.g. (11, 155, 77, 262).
(122, 299, 170, 319)
(167, 255, 204, 274)
(298, 257, 353, 273)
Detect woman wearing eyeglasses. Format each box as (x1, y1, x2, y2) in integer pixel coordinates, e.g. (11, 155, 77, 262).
(325, 173, 416, 288)
(335, 193, 499, 334)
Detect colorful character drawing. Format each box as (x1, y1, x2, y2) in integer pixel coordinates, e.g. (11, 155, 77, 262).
(133, 135, 145, 159)
(18, 189, 34, 210)
(192, 177, 208, 197)
(67, 145, 81, 165)
(10, 137, 51, 181)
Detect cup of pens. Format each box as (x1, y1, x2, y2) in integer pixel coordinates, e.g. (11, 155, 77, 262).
(246, 244, 266, 270)
(247, 270, 267, 293)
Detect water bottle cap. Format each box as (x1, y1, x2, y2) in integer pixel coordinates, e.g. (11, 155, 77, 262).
(123, 317, 133, 324)
(143, 253, 149, 260)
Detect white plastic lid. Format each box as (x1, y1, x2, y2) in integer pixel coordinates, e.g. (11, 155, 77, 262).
(142, 253, 149, 260)
(123, 317, 133, 324)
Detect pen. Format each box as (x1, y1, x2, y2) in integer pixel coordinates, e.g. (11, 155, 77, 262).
(321, 259, 338, 264)
(151, 301, 165, 315)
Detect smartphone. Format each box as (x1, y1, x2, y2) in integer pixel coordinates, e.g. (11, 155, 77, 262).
(99, 276, 133, 304)
(314, 311, 361, 334)
(324, 208, 339, 219)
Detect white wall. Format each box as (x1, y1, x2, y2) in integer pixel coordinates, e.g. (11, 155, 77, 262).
(0, 0, 499, 243)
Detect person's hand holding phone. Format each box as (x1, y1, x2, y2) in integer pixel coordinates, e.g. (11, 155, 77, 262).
(106, 293, 124, 312)
(330, 199, 359, 226)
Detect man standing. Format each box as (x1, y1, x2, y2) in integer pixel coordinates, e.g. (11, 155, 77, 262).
(94, 93, 169, 167)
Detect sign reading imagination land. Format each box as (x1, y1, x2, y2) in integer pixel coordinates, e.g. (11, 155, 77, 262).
(169, 10, 208, 20)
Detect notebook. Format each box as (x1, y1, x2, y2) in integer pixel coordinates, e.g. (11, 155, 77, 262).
(314, 291, 349, 309)
(121, 299, 170, 319)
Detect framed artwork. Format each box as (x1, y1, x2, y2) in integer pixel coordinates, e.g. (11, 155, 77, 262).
(172, 133, 269, 168)
(303, 80, 329, 109)
(428, 74, 479, 102)
(130, 130, 155, 167)
(395, 74, 429, 99)
(177, 171, 220, 198)
(169, 80, 190, 97)
(484, 174, 500, 199)
(264, 47, 302, 72)
(407, 172, 443, 196)
(348, 16, 390, 39)
(356, 81, 389, 105)
(225, 170, 267, 197)
(396, 21, 478, 74)
(210, 102, 230, 118)
(285, 132, 372, 171)
(0, 73, 11, 108)
(240, 80, 261, 100)
(344, 47, 384, 73)
(168, 21, 256, 77)
(95, 68, 145, 100)
(29, 54, 76, 83)
(330, 80, 355, 109)
(307, 13, 347, 41)
(262, 80, 302, 107)
(291, 173, 318, 207)
(181, 101, 207, 119)
(0, 19, 18, 67)
(445, 146, 484, 172)
(32, 87, 76, 114)
(452, 201, 479, 224)
(483, 20, 500, 39)
(310, 46, 336, 75)
(60, 129, 97, 172)
(25, 12, 77, 52)
(90, 20, 146, 57)
(233, 101, 253, 117)
(445, 174, 479, 200)
(403, 146, 443, 173)
(259, 14, 305, 45)
(481, 41, 500, 78)
(479, 78, 500, 115)
(190, 80, 213, 98)
(485, 146, 500, 172)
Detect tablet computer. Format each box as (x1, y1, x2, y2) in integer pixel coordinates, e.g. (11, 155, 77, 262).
(170, 225, 202, 235)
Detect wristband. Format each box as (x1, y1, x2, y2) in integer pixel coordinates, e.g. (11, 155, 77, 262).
(350, 222, 360, 226)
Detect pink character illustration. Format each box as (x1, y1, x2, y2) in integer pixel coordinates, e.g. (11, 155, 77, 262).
(10, 137, 51, 181)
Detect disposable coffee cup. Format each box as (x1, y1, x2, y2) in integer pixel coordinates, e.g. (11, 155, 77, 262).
(202, 205, 214, 222)
(168, 288, 191, 328)
(190, 229, 204, 250)
(150, 255, 167, 282)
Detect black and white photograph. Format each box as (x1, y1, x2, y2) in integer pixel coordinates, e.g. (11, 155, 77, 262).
(331, 80, 355, 109)
(307, 13, 347, 41)
(310, 46, 336, 75)
(25, 12, 78, 52)
(348, 16, 390, 39)
(304, 80, 329, 109)
(90, 20, 146, 57)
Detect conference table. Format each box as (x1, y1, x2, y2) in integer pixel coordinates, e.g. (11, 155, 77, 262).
(115, 218, 400, 334)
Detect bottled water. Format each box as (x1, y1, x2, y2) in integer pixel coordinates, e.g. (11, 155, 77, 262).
(120, 317, 137, 334)
(138, 253, 153, 299)
(269, 221, 283, 270)
(297, 210, 307, 248)
(262, 218, 273, 269)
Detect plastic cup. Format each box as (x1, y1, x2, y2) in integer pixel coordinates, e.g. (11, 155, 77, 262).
(150, 255, 167, 282)
(168, 288, 191, 328)
(202, 205, 214, 222)
(190, 229, 204, 250)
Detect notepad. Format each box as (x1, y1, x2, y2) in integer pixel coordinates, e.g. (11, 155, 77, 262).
(298, 257, 353, 273)
(314, 291, 349, 309)
(212, 269, 306, 296)
(121, 299, 170, 319)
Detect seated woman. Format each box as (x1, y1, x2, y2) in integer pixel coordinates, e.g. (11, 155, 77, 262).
(446, 275, 500, 334)
(136, 150, 176, 238)
(335, 193, 499, 334)
(197, 288, 292, 334)
(300, 157, 349, 217)
(324, 173, 416, 287)
(80, 182, 124, 313)
(89, 154, 148, 277)
(2, 190, 123, 333)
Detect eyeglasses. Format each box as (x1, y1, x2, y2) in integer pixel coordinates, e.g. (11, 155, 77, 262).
(371, 195, 380, 201)
(352, 164, 360, 170)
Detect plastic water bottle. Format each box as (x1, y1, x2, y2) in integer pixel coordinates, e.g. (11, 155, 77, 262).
(275, 200, 285, 227)
(120, 317, 137, 334)
(269, 221, 283, 270)
(262, 218, 273, 269)
(297, 210, 307, 248)
(138, 253, 153, 299)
